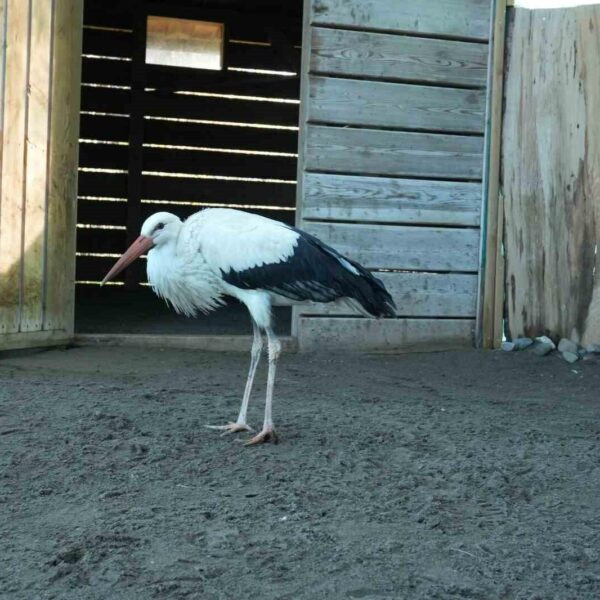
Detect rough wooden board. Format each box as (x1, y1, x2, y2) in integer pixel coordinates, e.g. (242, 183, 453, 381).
(305, 125, 484, 180)
(297, 317, 475, 352)
(302, 173, 481, 226)
(302, 221, 480, 271)
(21, 0, 53, 332)
(308, 76, 486, 133)
(310, 0, 491, 41)
(300, 272, 478, 317)
(0, 0, 29, 334)
(44, 0, 82, 332)
(502, 7, 600, 345)
(0, 328, 70, 352)
(310, 27, 489, 87)
(74, 333, 298, 353)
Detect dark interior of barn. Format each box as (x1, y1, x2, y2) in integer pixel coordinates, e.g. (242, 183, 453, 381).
(75, 0, 302, 335)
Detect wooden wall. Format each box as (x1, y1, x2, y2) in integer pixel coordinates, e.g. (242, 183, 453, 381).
(503, 6, 600, 345)
(0, 0, 82, 351)
(295, 0, 492, 351)
(77, 0, 302, 286)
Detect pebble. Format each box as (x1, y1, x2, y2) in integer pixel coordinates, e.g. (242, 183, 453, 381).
(558, 339, 579, 354)
(513, 337, 534, 350)
(586, 344, 600, 354)
(532, 342, 554, 357)
(562, 351, 579, 364)
(535, 335, 556, 349)
(501, 341, 515, 352)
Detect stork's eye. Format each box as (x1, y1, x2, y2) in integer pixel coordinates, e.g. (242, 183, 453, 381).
(154, 222, 164, 233)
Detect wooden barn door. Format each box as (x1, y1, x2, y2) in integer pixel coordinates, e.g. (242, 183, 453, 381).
(0, 0, 82, 351)
(295, 0, 493, 351)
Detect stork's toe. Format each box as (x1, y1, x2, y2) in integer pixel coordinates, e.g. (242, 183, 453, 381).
(245, 427, 278, 445)
(206, 422, 252, 435)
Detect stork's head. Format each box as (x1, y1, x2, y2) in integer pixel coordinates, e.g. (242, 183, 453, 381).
(102, 212, 182, 284)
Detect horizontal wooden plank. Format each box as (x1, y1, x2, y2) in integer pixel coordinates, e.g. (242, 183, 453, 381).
(298, 317, 475, 352)
(302, 221, 480, 271)
(82, 26, 133, 58)
(79, 143, 129, 169)
(142, 147, 297, 179)
(141, 175, 297, 206)
(308, 76, 486, 133)
(227, 41, 301, 72)
(310, 27, 489, 87)
(78, 171, 128, 198)
(77, 227, 127, 253)
(311, 0, 491, 41)
(146, 65, 300, 97)
(144, 119, 299, 154)
(84, 2, 133, 30)
(0, 329, 71, 352)
(143, 92, 299, 127)
(300, 272, 477, 317)
(79, 114, 130, 142)
(302, 173, 481, 226)
(76, 255, 128, 282)
(81, 56, 131, 86)
(80, 86, 130, 114)
(77, 199, 295, 227)
(305, 125, 484, 179)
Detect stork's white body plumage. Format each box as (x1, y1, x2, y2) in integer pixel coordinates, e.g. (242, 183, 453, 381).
(103, 208, 396, 444)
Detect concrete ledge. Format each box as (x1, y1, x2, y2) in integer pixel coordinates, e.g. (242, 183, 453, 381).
(74, 333, 298, 353)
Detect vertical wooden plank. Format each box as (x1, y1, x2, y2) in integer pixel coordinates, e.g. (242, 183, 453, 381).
(0, 0, 29, 334)
(125, 1, 146, 289)
(21, 0, 52, 331)
(44, 0, 82, 332)
(478, 0, 506, 349)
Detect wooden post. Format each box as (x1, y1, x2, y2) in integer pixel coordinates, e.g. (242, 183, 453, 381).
(478, 0, 507, 349)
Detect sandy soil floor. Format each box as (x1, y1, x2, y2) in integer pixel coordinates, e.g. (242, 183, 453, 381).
(1, 346, 600, 599)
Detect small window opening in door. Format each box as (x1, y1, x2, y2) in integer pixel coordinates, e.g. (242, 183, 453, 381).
(146, 16, 224, 70)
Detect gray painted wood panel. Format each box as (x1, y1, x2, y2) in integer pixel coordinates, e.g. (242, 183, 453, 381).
(298, 316, 475, 351)
(308, 76, 486, 133)
(310, 27, 489, 87)
(300, 271, 478, 317)
(302, 173, 481, 226)
(303, 221, 480, 271)
(311, 0, 491, 41)
(305, 125, 484, 179)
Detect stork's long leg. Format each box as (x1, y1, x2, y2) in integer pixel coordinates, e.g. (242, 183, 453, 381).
(246, 326, 281, 445)
(206, 319, 262, 434)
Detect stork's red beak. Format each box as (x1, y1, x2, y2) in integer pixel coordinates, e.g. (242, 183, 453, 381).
(101, 235, 154, 285)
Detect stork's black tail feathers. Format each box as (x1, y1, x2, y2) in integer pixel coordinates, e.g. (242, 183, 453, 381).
(298, 229, 397, 319)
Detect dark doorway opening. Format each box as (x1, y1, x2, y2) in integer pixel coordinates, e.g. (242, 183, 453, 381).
(75, 0, 302, 336)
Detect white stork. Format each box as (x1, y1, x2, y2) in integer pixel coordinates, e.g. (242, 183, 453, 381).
(102, 208, 396, 445)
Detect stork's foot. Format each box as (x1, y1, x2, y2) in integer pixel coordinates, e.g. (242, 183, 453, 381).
(206, 422, 252, 436)
(245, 427, 278, 446)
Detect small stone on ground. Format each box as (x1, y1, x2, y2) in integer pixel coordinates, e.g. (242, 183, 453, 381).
(558, 339, 579, 354)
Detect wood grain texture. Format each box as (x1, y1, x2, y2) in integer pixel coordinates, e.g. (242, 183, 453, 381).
(300, 271, 478, 317)
(297, 317, 475, 352)
(302, 221, 480, 271)
(302, 173, 481, 226)
(308, 76, 486, 133)
(0, 328, 70, 352)
(311, 0, 491, 41)
(0, 0, 29, 334)
(21, 0, 53, 332)
(305, 125, 484, 179)
(44, 0, 83, 332)
(503, 7, 600, 345)
(310, 27, 489, 87)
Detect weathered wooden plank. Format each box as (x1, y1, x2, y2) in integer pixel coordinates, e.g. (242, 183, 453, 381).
(297, 317, 475, 352)
(0, 328, 71, 352)
(302, 173, 481, 226)
(44, 0, 83, 332)
(0, 0, 29, 334)
(308, 76, 486, 133)
(77, 227, 126, 254)
(82, 26, 133, 58)
(78, 171, 128, 198)
(305, 125, 484, 180)
(80, 86, 130, 115)
(79, 114, 130, 142)
(227, 42, 301, 71)
(301, 272, 478, 317)
(311, 0, 491, 41)
(21, 0, 53, 332)
(503, 7, 600, 345)
(302, 222, 480, 271)
(79, 143, 128, 170)
(310, 27, 489, 87)
(81, 55, 131, 86)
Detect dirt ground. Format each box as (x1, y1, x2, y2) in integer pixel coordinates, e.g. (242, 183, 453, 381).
(1, 345, 600, 600)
